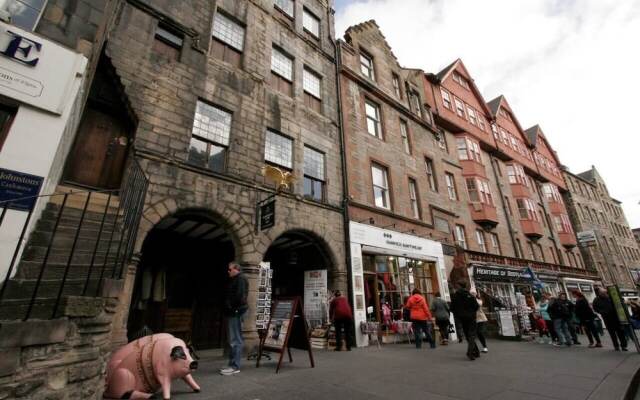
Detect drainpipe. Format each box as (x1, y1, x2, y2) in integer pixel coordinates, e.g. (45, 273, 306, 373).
(328, 7, 353, 307)
(489, 155, 520, 259)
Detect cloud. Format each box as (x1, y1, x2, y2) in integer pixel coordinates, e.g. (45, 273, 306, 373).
(336, 0, 640, 229)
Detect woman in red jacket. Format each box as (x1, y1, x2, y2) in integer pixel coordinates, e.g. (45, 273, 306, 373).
(405, 288, 435, 349)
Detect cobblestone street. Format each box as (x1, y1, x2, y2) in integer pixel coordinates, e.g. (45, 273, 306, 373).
(173, 338, 639, 400)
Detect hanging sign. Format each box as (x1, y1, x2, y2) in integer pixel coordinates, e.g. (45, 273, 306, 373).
(0, 168, 43, 211)
(259, 197, 275, 231)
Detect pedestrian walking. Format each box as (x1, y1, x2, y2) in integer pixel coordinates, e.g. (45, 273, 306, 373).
(472, 291, 488, 353)
(533, 312, 550, 342)
(593, 288, 628, 351)
(330, 290, 354, 351)
(220, 262, 248, 375)
(572, 290, 602, 348)
(451, 280, 480, 360)
(430, 292, 451, 345)
(539, 294, 559, 343)
(405, 288, 435, 349)
(548, 293, 573, 347)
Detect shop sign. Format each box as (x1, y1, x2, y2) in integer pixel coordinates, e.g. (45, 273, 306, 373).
(577, 230, 597, 247)
(579, 284, 593, 292)
(259, 198, 275, 231)
(0, 168, 43, 211)
(565, 282, 579, 290)
(349, 221, 443, 258)
(473, 265, 533, 283)
(442, 243, 456, 256)
(537, 272, 558, 282)
(0, 22, 87, 115)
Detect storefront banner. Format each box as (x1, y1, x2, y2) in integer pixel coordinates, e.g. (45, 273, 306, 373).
(303, 269, 327, 329)
(536, 272, 559, 282)
(473, 265, 533, 283)
(350, 221, 443, 258)
(579, 284, 593, 292)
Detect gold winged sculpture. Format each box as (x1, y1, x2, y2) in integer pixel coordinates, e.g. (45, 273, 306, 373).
(261, 165, 296, 191)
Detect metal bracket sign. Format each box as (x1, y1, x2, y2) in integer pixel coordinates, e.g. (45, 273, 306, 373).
(257, 194, 276, 231)
(0, 168, 43, 211)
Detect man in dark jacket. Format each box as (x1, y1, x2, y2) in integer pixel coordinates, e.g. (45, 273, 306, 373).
(330, 290, 354, 351)
(593, 288, 628, 351)
(451, 280, 480, 360)
(548, 293, 573, 346)
(221, 262, 249, 375)
(572, 290, 602, 347)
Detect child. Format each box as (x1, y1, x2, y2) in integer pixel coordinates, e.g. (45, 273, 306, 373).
(533, 312, 550, 344)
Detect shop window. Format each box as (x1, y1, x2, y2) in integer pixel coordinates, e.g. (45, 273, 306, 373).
(360, 50, 375, 80)
(440, 88, 452, 109)
(303, 67, 322, 113)
(489, 233, 501, 255)
(1, 0, 46, 30)
(264, 129, 293, 169)
(424, 158, 437, 192)
(365, 100, 383, 139)
(153, 23, 183, 61)
(408, 178, 420, 219)
(476, 230, 487, 252)
(455, 225, 467, 249)
(274, 0, 294, 17)
(303, 146, 325, 202)
(0, 104, 16, 153)
(392, 73, 402, 98)
(445, 172, 457, 201)
(302, 8, 320, 38)
(371, 163, 390, 210)
(400, 119, 411, 154)
(187, 101, 231, 173)
(270, 47, 294, 97)
(211, 11, 244, 67)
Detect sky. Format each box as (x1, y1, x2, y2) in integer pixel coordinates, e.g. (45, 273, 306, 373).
(334, 0, 640, 231)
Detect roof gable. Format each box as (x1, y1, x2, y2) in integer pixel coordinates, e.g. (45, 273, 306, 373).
(525, 125, 561, 165)
(435, 59, 492, 116)
(488, 95, 529, 142)
(344, 20, 403, 71)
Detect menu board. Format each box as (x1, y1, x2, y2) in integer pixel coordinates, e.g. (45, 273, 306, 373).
(498, 310, 517, 337)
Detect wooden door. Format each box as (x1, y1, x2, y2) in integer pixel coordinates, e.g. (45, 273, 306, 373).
(64, 107, 129, 189)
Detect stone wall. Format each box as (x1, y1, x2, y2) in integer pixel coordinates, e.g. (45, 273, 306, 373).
(0, 280, 124, 400)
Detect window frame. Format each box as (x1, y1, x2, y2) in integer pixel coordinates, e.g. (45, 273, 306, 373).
(455, 225, 467, 249)
(475, 230, 487, 252)
(408, 177, 421, 219)
(187, 100, 233, 173)
(425, 157, 437, 192)
(303, 145, 326, 202)
(359, 49, 375, 80)
(212, 10, 245, 52)
(264, 129, 294, 170)
(371, 163, 391, 210)
(274, 0, 295, 18)
(400, 119, 411, 155)
(445, 172, 458, 201)
(489, 233, 501, 255)
(440, 88, 452, 109)
(365, 99, 383, 139)
(303, 67, 322, 99)
(392, 73, 402, 98)
(453, 97, 466, 118)
(302, 7, 320, 38)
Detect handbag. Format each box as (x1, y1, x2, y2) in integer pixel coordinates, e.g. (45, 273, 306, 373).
(630, 317, 640, 330)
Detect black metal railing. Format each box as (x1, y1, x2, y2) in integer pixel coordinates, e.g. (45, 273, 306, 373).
(0, 160, 148, 320)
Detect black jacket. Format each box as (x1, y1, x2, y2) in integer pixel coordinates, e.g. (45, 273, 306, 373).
(225, 273, 249, 316)
(574, 297, 596, 322)
(548, 298, 573, 320)
(593, 296, 619, 323)
(450, 288, 479, 320)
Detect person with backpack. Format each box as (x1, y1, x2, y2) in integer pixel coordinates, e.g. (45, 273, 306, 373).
(430, 292, 451, 345)
(548, 293, 573, 347)
(572, 290, 602, 348)
(405, 288, 435, 349)
(451, 280, 480, 360)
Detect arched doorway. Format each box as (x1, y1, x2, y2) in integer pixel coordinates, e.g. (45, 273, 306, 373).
(127, 210, 235, 349)
(264, 230, 335, 328)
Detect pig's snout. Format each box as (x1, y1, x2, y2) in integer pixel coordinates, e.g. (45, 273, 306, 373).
(190, 361, 198, 370)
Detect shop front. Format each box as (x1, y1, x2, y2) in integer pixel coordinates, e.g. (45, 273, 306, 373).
(0, 22, 87, 280)
(349, 221, 448, 347)
(561, 278, 597, 302)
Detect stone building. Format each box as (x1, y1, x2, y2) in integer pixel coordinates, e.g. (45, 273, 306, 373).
(563, 166, 640, 293)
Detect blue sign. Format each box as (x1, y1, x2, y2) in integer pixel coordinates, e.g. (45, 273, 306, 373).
(0, 168, 43, 211)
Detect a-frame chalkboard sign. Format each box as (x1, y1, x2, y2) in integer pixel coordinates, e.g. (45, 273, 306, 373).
(256, 297, 315, 373)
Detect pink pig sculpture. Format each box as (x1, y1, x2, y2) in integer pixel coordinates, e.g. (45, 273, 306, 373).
(104, 334, 201, 399)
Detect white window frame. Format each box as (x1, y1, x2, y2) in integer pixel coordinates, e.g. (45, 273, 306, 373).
(445, 173, 457, 201)
(365, 100, 382, 138)
(372, 164, 391, 209)
(489, 233, 501, 255)
(409, 178, 420, 219)
(264, 129, 293, 169)
(455, 225, 467, 249)
(360, 51, 375, 80)
(454, 97, 466, 118)
(303, 67, 321, 99)
(476, 230, 487, 252)
(212, 11, 245, 51)
(302, 8, 320, 37)
(271, 47, 293, 81)
(441, 88, 452, 109)
(400, 119, 411, 154)
(425, 158, 437, 191)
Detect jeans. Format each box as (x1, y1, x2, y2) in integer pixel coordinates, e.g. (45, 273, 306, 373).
(227, 314, 244, 370)
(412, 320, 435, 349)
(460, 318, 479, 357)
(477, 321, 487, 348)
(553, 318, 571, 345)
(334, 318, 353, 350)
(545, 319, 559, 342)
(582, 319, 601, 345)
(436, 318, 450, 342)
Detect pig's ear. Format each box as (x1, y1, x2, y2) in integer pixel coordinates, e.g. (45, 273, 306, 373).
(170, 346, 187, 360)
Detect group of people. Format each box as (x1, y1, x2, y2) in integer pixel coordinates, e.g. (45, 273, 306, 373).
(536, 288, 631, 351)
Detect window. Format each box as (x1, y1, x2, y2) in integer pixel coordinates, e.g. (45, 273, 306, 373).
(456, 137, 481, 163)
(408, 178, 420, 219)
(360, 51, 375, 80)
(489, 233, 501, 255)
(528, 241, 537, 260)
(425, 158, 437, 191)
(476, 230, 487, 252)
(372, 164, 390, 209)
(455, 225, 467, 249)
(188, 101, 232, 173)
(365, 100, 382, 138)
(456, 137, 469, 160)
(400, 120, 411, 154)
(274, 0, 294, 17)
(0, 0, 46, 30)
(437, 133, 448, 152)
(410, 92, 422, 118)
(264, 130, 293, 169)
(440, 88, 452, 109)
(466, 178, 493, 205)
(303, 8, 320, 37)
(211, 11, 245, 66)
(466, 178, 479, 202)
(467, 106, 477, 125)
(434, 217, 450, 233)
(271, 47, 294, 96)
(303, 146, 325, 201)
(478, 115, 486, 131)
(153, 24, 183, 61)
(542, 183, 562, 203)
(491, 124, 499, 141)
(392, 73, 402, 98)
(454, 97, 466, 118)
(303, 67, 322, 112)
(452, 71, 470, 90)
(445, 173, 457, 201)
(0, 104, 16, 152)
(516, 198, 536, 220)
(506, 164, 529, 186)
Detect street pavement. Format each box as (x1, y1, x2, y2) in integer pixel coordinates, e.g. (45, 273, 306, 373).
(172, 338, 640, 400)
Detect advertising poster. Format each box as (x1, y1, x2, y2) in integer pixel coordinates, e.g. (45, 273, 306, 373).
(304, 269, 327, 328)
